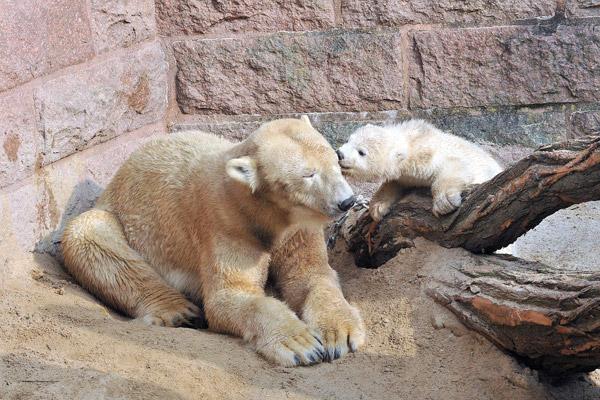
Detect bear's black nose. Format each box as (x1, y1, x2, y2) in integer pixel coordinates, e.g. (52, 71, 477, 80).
(338, 195, 356, 212)
(336, 149, 344, 160)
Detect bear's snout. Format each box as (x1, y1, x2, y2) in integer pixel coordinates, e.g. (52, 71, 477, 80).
(338, 195, 356, 212)
(336, 149, 344, 160)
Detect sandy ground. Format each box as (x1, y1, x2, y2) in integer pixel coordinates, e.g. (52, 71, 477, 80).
(2, 201, 600, 400)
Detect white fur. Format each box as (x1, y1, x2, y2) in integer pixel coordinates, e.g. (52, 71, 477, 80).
(337, 119, 503, 217)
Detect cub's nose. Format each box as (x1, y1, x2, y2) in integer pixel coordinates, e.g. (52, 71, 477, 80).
(336, 149, 344, 160)
(338, 195, 356, 212)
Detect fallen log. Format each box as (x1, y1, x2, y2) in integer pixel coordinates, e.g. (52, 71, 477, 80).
(427, 253, 600, 375)
(332, 136, 600, 375)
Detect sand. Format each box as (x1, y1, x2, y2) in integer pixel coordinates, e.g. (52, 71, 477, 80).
(2, 226, 599, 400)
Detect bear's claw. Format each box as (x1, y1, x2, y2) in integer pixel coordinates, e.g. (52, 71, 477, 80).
(257, 324, 325, 367)
(433, 190, 462, 217)
(138, 300, 203, 328)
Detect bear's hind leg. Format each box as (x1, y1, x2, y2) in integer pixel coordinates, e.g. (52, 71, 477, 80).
(61, 209, 202, 327)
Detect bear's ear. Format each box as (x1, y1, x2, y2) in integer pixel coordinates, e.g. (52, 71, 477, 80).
(300, 115, 313, 128)
(226, 157, 259, 193)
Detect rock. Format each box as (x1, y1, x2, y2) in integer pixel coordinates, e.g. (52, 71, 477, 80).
(431, 314, 445, 330)
(566, 0, 600, 17)
(0, 89, 39, 188)
(174, 32, 404, 115)
(342, 0, 556, 27)
(90, 0, 156, 53)
(170, 103, 571, 150)
(570, 109, 600, 136)
(35, 43, 168, 165)
(156, 0, 335, 35)
(0, 0, 94, 92)
(410, 24, 600, 108)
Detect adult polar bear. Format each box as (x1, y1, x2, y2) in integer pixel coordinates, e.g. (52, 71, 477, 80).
(61, 117, 365, 366)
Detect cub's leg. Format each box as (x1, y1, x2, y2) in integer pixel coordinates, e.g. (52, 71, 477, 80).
(201, 256, 325, 367)
(431, 169, 467, 217)
(369, 180, 405, 222)
(271, 228, 366, 362)
(62, 209, 201, 327)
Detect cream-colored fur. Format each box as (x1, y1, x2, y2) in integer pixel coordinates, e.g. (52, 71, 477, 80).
(337, 119, 503, 220)
(61, 117, 365, 367)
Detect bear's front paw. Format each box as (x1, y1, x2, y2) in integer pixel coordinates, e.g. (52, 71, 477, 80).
(432, 190, 462, 217)
(303, 302, 366, 362)
(255, 319, 325, 367)
(369, 200, 392, 222)
(138, 298, 204, 328)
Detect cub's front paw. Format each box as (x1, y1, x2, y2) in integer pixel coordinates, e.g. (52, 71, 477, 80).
(255, 319, 325, 367)
(369, 200, 392, 222)
(303, 302, 366, 362)
(432, 190, 462, 217)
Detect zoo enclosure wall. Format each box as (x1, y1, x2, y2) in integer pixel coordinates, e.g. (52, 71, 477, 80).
(0, 0, 599, 272)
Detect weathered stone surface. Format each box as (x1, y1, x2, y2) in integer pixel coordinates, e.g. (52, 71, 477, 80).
(33, 126, 164, 258)
(318, 107, 567, 148)
(170, 105, 568, 149)
(83, 128, 162, 188)
(410, 24, 600, 109)
(35, 43, 168, 165)
(480, 144, 535, 167)
(570, 109, 600, 136)
(172, 120, 261, 142)
(416, 106, 568, 147)
(342, 0, 556, 27)
(0, 0, 93, 92)
(90, 0, 156, 53)
(156, 0, 335, 35)
(174, 32, 404, 115)
(0, 126, 165, 256)
(567, 0, 600, 17)
(0, 90, 40, 188)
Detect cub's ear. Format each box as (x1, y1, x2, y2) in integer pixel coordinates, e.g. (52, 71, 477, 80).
(300, 115, 313, 128)
(226, 157, 259, 193)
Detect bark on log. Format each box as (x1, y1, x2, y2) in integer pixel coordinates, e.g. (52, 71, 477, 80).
(427, 254, 600, 375)
(344, 136, 600, 268)
(333, 136, 600, 375)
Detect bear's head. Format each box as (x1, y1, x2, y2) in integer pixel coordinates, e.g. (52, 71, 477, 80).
(226, 116, 355, 224)
(336, 124, 408, 182)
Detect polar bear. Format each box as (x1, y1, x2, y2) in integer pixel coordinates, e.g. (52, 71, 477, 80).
(61, 117, 365, 367)
(336, 119, 503, 220)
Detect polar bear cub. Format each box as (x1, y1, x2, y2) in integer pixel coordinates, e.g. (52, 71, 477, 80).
(336, 119, 503, 220)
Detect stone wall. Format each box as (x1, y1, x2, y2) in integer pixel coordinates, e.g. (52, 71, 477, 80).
(0, 0, 167, 270)
(1, 0, 599, 269)
(162, 0, 600, 149)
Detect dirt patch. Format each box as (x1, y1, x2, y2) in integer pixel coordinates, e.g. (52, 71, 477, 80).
(1, 242, 598, 399)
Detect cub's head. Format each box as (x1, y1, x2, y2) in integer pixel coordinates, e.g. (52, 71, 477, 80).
(226, 116, 355, 224)
(336, 124, 405, 182)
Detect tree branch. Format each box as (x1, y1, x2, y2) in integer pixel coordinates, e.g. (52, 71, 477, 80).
(427, 253, 600, 375)
(344, 136, 600, 268)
